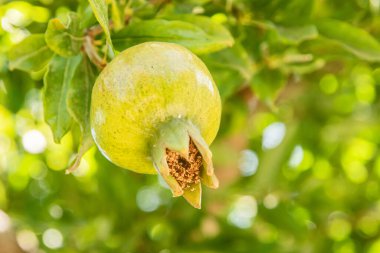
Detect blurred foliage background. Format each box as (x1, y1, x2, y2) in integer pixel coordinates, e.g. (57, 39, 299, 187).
(2, 0, 380, 252)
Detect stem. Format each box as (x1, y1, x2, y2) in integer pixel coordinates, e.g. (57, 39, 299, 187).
(83, 36, 106, 69)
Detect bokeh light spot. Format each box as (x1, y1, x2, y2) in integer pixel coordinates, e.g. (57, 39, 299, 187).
(327, 217, 352, 241)
(211, 13, 228, 24)
(313, 159, 333, 180)
(319, 74, 338, 94)
(16, 229, 39, 252)
(342, 162, 368, 184)
(356, 83, 375, 104)
(357, 215, 379, 237)
(238, 149, 259, 176)
(201, 217, 220, 238)
(136, 187, 160, 212)
(0, 210, 11, 232)
(42, 228, 63, 249)
(298, 149, 314, 171)
(263, 194, 279, 209)
(334, 240, 355, 253)
(49, 205, 63, 219)
(333, 94, 356, 113)
(6, 9, 26, 26)
(288, 145, 303, 168)
(8, 172, 29, 191)
(31, 6, 50, 23)
(22, 129, 47, 154)
(369, 239, 380, 253)
(149, 223, 172, 242)
(262, 122, 286, 150)
(228, 196, 257, 229)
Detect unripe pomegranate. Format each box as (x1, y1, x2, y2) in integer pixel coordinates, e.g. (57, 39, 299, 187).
(90, 42, 221, 208)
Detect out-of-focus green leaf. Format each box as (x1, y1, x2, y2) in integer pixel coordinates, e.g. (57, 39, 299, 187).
(78, 2, 97, 29)
(163, 14, 234, 47)
(8, 34, 54, 72)
(275, 50, 325, 74)
(45, 12, 84, 57)
(277, 0, 314, 25)
(66, 56, 96, 173)
(88, 0, 114, 53)
(43, 54, 82, 143)
(67, 56, 95, 134)
(282, 58, 325, 74)
(316, 19, 380, 62)
(202, 43, 253, 80)
(112, 18, 234, 55)
(252, 21, 318, 44)
(110, 0, 124, 31)
(273, 24, 318, 44)
(30, 64, 49, 80)
(201, 43, 253, 99)
(250, 68, 285, 101)
(252, 123, 299, 196)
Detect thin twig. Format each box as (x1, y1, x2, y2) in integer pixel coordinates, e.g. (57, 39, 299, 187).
(83, 36, 107, 69)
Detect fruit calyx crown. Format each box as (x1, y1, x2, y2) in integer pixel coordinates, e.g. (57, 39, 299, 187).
(151, 117, 219, 208)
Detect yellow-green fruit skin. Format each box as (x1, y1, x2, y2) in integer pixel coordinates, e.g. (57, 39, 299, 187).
(91, 42, 221, 174)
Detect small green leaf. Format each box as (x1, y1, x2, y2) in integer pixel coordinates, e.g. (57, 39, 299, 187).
(316, 19, 380, 62)
(88, 0, 114, 53)
(113, 18, 234, 55)
(43, 54, 82, 143)
(66, 56, 96, 173)
(45, 12, 84, 57)
(8, 34, 54, 72)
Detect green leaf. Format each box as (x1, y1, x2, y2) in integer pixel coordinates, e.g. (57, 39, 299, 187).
(8, 34, 54, 72)
(66, 56, 96, 173)
(201, 43, 253, 99)
(88, 0, 114, 53)
(110, 0, 124, 31)
(67, 56, 96, 134)
(113, 17, 234, 55)
(202, 43, 253, 80)
(165, 14, 234, 48)
(45, 12, 84, 57)
(250, 68, 285, 101)
(43, 54, 82, 143)
(251, 21, 318, 44)
(316, 19, 380, 62)
(252, 123, 299, 196)
(273, 24, 318, 44)
(78, 2, 97, 29)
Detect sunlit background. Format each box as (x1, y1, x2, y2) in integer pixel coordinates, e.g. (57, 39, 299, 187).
(2, 0, 380, 252)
